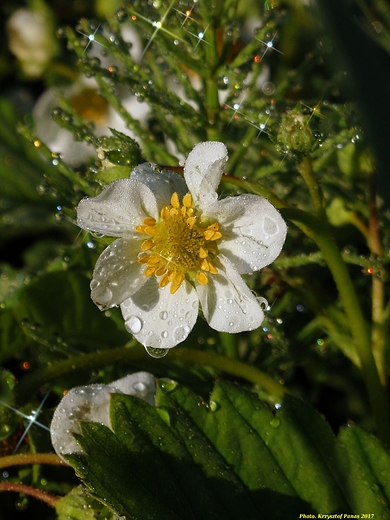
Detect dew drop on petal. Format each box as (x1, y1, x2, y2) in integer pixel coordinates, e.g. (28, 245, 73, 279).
(132, 381, 147, 392)
(146, 346, 168, 358)
(127, 315, 143, 334)
(257, 297, 268, 310)
(100, 287, 113, 302)
(263, 216, 278, 236)
(161, 330, 168, 338)
(160, 311, 168, 320)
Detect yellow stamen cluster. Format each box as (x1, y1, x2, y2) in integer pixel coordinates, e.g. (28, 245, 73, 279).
(70, 88, 109, 126)
(136, 192, 222, 294)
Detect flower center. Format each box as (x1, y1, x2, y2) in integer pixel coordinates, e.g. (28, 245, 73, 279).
(136, 192, 222, 294)
(70, 88, 109, 126)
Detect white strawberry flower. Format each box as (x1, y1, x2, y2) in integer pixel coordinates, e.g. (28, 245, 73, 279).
(77, 142, 287, 355)
(50, 372, 155, 461)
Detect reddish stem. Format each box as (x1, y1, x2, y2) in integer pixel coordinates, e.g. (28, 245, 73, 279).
(0, 482, 59, 507)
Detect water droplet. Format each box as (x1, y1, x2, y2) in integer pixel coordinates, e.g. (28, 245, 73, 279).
(173, 325, 191, 342)
(146, 346, 168, 358)
(161, 330, 168, 338)
(158, 407, 171, 426)
(127, 315, 143, 334)
(270, 418, 280, 428)
(159, 311, 168, 320)
(161, 380, 177, 393)
(133, 381, 147, 392)
(209, 400, 219, 412)
(15, 496, 29, 511)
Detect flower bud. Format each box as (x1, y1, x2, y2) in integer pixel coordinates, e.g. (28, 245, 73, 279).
(7, 7, 58, 78)
(277, 110, 317, 154)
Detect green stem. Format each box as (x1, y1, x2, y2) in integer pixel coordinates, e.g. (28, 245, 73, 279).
(221, 174, 288, 210)
(15, 346, 290, 406)
(204, 23, 221, 141)
(368, 170, 387, 386)
(18, 125, 96, 197)
(349, 212, 370, 242)
(281, 207, 390, 444)
(227, 126, 259, 176)
(219, 332, 239, 359)
(298, 155, 324, 215)
(0, 453, 65, 470)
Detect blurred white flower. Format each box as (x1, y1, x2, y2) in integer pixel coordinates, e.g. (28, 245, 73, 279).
(77, 141, 287, 353)
(50, 372, 155, 461)
(33, 76, 150, 166)
(32, 21, 148, 166)
(7, 7, 58, 78)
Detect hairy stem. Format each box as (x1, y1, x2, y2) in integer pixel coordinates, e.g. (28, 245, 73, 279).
(298, 155, 324, 215)
(0, 483, 59, 507)
(0, 453, 65, 470)
(15, 346, 290, 406)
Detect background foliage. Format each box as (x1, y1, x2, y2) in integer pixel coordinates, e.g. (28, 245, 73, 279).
(1, 0, 390, 518)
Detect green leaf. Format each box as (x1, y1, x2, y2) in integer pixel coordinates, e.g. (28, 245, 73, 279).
(94, 165, 131, 184)
(67, 382, 309, 518)
(70, 422, 181, 520)
(0, 308, 30, 363)
(55, 486, 100, 520)
(67, 379, 390, 519)
(159, 381, 325, 516)
(110, 392, 255, 519)
(13, 270, 128, 351)
(336, 426, 390, 515)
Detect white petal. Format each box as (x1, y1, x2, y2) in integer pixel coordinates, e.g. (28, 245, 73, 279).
(196, 254, 265, 333)
(120, 277, 198, 350)
(208, 194, 287, 273)
(50, 372, 155, 460)
(130, 163, 187, 208)
(108, 371, 156, 407)
(91, 238, 147, 310)
(33, 88, 96, 166)
(184, 142, 228, 210)
(77, 178, 158, 237)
